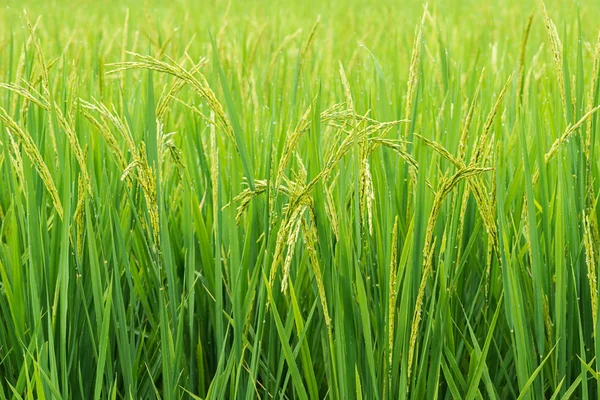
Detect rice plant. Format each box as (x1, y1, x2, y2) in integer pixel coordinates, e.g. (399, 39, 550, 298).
(1, 0, 600, 398)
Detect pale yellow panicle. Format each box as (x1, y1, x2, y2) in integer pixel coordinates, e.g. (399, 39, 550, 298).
(74, 175, 86, 258)
(584, 215, 598, 335)
(107, 53, 236, 148)
(403, 4, 427, 145)
(539, 1, 568, 122)
(5, 129, 25, 192)
(387, 216, 399, 370)
(281, 206, 304, 293)
(517, 13, 534, 101)
(12, 15, 40, 115)
(23, 10, 59, 163)
(276, 104, 312, 186)
(0, 108, 63, 218)
(338, 61, 354, 112)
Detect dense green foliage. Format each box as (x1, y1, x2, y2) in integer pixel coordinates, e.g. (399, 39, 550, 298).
(1, 0, 600, 398)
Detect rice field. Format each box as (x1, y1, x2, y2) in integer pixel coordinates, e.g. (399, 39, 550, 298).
(1, 0, 600, 398)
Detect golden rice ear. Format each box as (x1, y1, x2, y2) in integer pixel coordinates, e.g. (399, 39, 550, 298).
(106, 53, 237, 149)
(584, 31, 600, 208)
(471, 72, 513, 165)
(359, 158, 374, 235)
(0, 107, 63, 218)
(520, 102, 600, 220)
(270, 202, 297, 289)
(404, 4, 427, 147)
(0, 83, 50, 111)
(79, 106, 128, 172)
(414, 133, 462, 168)
(276, 104, 312, 186)
(226, 180, 268, 225)
(81, 96, 159, 243)
(120, 8, 129, 94)
(281, 205, 304, 293)
(324, 179, 339, 240)
(584, 214, 598, 335)
(23, 10, 59, 163)
(80, 98, 137, 153)
(413, 132, 497, 255)
(266, 29, 303, 83)
(0, 78, 91, 198)
(209, 109, 221, 241)
(539, 0, 568, 122)
(12, 15, 40, 115)
(517, 13, 534, 103)
(458, 67, 485, 161)
(387, 216, 399, 370)
(74, 175, 87, 258)
(589, 31, 600, 122)
(156, 58, 208, 120)
(5, 129, 25, 193)
(299, 17, 321, 74)
(545, 105, 600, 164)
(55, 107, 92, 196)
(338, 61, 354, 112)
